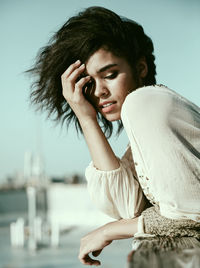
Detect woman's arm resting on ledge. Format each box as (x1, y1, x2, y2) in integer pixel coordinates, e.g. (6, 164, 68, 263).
(78, 217, 139, 266)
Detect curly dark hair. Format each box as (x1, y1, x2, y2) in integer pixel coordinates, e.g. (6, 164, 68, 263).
(28, 6, 156, 138)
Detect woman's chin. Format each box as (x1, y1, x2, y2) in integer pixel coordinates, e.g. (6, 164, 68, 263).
(103, 113, 121, 122)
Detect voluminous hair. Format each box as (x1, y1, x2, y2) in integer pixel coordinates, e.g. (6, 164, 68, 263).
(28, 6, 156, 138)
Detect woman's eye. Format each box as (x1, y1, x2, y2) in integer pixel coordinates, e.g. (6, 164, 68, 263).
(105, 71, 118, 79)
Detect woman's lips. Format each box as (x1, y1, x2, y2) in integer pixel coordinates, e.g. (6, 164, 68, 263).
(100, 102, 117, 113)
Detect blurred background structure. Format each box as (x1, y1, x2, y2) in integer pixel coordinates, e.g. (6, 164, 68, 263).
(0, 0, 200, 267)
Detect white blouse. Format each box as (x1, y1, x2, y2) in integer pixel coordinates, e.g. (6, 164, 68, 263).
(85, 85, 200, 234)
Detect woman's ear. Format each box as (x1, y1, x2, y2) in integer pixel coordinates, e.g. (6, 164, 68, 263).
(137, 57, 148, 80)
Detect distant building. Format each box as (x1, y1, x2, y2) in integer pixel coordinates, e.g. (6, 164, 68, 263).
(24, 151, 47, 186)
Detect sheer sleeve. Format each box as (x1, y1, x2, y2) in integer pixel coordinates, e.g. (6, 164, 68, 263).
(85, 146, 147, 219)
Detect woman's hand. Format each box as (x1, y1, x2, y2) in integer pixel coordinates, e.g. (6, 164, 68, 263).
(78, 218, 139, 266)
(79, 225, 112, 266)
(61, 60, 97, 122)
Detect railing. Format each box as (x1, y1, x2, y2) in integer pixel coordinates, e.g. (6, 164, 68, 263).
(126, 236, 200, 268)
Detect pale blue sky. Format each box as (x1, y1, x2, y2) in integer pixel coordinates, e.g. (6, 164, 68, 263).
(1, 0, 200, 181)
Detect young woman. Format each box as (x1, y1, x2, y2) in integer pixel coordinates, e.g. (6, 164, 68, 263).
(29, 6, 200, 266)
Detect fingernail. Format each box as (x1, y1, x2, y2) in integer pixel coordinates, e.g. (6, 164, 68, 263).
(80, 63, 85, 68)
(75, 60, 81, 64)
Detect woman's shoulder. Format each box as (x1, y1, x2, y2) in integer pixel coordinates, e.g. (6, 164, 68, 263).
(123, 84, 176, 105)
(123, 84, 199, 109)
(121, 84, 175, 121)
(121, 84, 200, 134)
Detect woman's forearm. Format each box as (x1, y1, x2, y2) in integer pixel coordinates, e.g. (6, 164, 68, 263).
(102, 217, 139, 241)
(79, 117, 119, 171)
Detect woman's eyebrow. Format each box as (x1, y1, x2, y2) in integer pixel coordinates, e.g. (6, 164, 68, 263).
(97, 63, 118, 73)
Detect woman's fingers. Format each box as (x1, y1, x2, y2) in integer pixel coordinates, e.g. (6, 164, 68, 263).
(67, 63, 85, 83)
(61, 61, 89, 101)
(78, 253, 101, 266)
(65, 76, 91, 104)
(62, 59, 81, 78)
(61, 61, 85, 85)
(92, 249, 103, 257)
(61, 60, 96, 120)
(75, 76, 91, 93)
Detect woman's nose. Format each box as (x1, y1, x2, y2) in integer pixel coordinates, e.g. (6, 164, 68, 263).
(94, 82, 109, 98)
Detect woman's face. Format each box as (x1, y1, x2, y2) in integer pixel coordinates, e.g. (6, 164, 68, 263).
(85, 48, 140, 121)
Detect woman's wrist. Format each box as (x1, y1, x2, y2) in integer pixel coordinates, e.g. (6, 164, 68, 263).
(78, 115, 98, 130)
